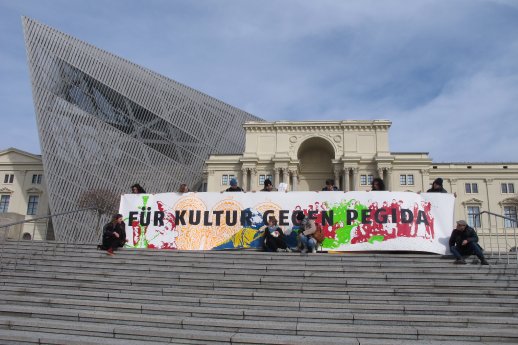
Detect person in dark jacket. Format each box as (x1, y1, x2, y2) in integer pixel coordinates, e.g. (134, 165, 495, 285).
(427, 178, 448, 193)
(449, 220, 488, 265)
(322, 179, 339, 191)
(260, 179, 274, 192)
(131, 183, 146, 194)
(263, 216, 289, 252)
(100, 213, 126, 256)
(371, 177, 385, 191)
(225, 178, 244, 192)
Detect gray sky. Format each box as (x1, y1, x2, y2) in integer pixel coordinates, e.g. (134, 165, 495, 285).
(1, 0, 518, 162)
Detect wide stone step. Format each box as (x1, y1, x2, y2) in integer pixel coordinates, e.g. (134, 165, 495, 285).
(0, 314, 517, 343)
(0, 283, 517, 309)
(0, 290, 516, 317)
(1, 302, 518, 329)
(4, 256, 516, 281)
(2, 271, 518, 301)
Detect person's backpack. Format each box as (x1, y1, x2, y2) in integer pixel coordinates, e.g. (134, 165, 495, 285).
(312, 223, 325, 243)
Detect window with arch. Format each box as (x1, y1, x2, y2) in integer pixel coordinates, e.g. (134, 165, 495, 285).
(0, 195, 10, 213)
(504, 206, 517, 228)
(467, 206, 481, 228)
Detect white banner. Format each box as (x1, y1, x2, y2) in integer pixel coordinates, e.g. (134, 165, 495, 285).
(119, 191, 455, 254)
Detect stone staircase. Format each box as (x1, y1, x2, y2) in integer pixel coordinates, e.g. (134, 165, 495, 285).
(0, 241, 517, 344)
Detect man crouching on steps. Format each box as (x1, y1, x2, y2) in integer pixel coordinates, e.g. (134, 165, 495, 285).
(449, 220, 489, 265)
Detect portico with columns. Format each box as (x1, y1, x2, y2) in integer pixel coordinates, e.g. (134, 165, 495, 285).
(203, 120, 432, 193)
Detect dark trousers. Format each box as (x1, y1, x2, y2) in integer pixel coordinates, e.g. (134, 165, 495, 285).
(264, 233, 288, 252)
(101, 235, 124, 251)
(450, 242, 484, 260)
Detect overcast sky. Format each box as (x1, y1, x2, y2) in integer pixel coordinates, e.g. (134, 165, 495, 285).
(1, 0, 518, 162)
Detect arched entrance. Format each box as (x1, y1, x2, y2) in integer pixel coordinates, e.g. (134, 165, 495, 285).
(297, 137, 335, 191)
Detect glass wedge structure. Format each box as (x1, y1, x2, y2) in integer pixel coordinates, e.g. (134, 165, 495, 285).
(22, 17, 262, 243)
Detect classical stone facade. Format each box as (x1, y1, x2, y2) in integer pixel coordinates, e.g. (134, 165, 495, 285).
(0, 148, 49, 240)
(204, 121, 518, 247)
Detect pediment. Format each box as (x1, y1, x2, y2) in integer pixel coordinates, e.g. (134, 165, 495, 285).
(26, 187, 43, 194)
(462, 198, 484, 205)
(499, 197, 518, 206)
(0, 187, 14, 194)
(0, 148, 41, 164)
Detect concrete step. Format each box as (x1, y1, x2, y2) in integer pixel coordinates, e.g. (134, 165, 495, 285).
(1, 314, 517, 343)
(1, 302, 518, 329)
(1, 282, 517, 309)
(0, 289, 517, 317)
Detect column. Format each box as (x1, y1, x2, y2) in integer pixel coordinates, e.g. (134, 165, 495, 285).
(290, 169, 298, 191)
(274, 168, 280, 187)
(250, 168, 257, 191)
(377, 168, 384, 179)
(334, 167, 340, 190)
(352, 168, 359, 191)
(241, 168, 248, 191)
(386, 168, 393, 191)
(448, 178, 457, 195)
(343, 167, 350, 192)
(420, 169, 430, 193)
(282, 169, 289, 186)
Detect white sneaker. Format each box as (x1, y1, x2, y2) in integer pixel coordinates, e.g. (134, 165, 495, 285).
(301, 248, 308, 254)
(311, 248, 317, 254)
(276, 248, 283, 252)
(285, 247, 292, 252)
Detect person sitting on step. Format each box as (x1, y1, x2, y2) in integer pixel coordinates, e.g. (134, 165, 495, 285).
(99, 213, 126, 256)
(449, 220, 489, 265)
(263, 216, 290, 252)
(296, 211, 318, 253)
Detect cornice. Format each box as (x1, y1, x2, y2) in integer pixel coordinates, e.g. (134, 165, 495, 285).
(243, 120, 392, 133)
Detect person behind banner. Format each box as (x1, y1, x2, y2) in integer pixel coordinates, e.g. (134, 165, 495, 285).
(322, 179, 339, 191)
(427, 178, 448, 193)
(263, 216, 290, 252)
(449, 220, 489, 265)
(296, 211, 318, 253)
(225, 178, 244, 192)
(260, 179, 274, 192)
(131, 183, 146, 194)
(100, 213, 126, 256)
(178, 184, 189, 193)
(371, 177, 385, 191)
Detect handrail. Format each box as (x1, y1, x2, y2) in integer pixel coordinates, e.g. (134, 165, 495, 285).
(478, 211, 518, 224)
(0, 207, 96, 229)
(475, 211, 517, 265)
(0, 207, 99, 272)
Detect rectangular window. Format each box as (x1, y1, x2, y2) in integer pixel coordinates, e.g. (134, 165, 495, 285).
(504, 206, 517, 228)
(501, 183, 515, 194)
(27, 195, 39, 215)
(360, 175, 367, 185)
(0, 195, 10, 213)
(400, 175, 407, 185)
(407, 175, 414, 186)
(3, 174, 14, 184)
(259, 175, 265, 186)
(465, 183, 478, 194)
(221, 174, 228, 185)
(367, 175, 373, 185)
(32, 174, 43, 184)
(467, 206, 481, 228)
